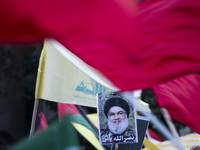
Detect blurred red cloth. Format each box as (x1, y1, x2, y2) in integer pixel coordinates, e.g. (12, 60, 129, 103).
(0, 0, 200, 91)
(0, 0, 138, 44)
(59, 0, 200, 90)
(153, 73, 200, 134)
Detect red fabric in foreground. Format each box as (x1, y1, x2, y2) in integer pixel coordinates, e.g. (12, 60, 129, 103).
(0, 0, 200, 90)
(57, 103, 80, 118)
(0, 0, 138, 45)
(59, 0, 200, 90)
(152, 73, 200, 134)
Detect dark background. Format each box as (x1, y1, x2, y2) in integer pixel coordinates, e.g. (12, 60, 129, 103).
(0, 43, 45, 149)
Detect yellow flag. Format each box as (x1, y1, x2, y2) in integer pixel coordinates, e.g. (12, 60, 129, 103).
(35, 39, 118, 107)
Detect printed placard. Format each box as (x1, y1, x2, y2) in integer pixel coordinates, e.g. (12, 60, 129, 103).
(97, 91, 137, 145)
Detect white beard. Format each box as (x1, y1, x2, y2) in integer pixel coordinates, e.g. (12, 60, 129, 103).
(108, 116, 129, 135)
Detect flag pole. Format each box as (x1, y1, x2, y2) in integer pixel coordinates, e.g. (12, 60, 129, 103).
(160, 108, 183, 147)
(75, 105, 111, 150)
(115, 144, 118, 150)
(75, 105, 98, 135)
(160, 108, 179, 138)
(29, 99, 39, 139)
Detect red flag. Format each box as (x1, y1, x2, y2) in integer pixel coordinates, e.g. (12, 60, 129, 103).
(0, 0, 138, 45)
(59, 0, 200, 90)
(152, 73, 200, 134)
(1, 0, 200, 91)
(35, 112, 48, 134)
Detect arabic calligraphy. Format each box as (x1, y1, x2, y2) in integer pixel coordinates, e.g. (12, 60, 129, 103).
(75, 80, 108, 95)
(113, 135, 135, 143)
(102, 133, 112, 143)
(101, 132, 136, 144)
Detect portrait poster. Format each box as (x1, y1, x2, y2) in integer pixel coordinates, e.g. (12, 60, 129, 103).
(96, 91, 137, 145)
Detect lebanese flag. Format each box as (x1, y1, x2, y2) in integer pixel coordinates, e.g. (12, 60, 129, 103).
(152, 73, 200, 134)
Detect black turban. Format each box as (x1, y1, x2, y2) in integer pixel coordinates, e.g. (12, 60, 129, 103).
(104, 97, 130, 117)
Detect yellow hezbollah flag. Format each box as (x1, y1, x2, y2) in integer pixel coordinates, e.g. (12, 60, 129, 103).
(35, 39, 119, 107)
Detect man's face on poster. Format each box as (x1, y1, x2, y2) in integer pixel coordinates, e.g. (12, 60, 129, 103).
(107, 106, 129, 135)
